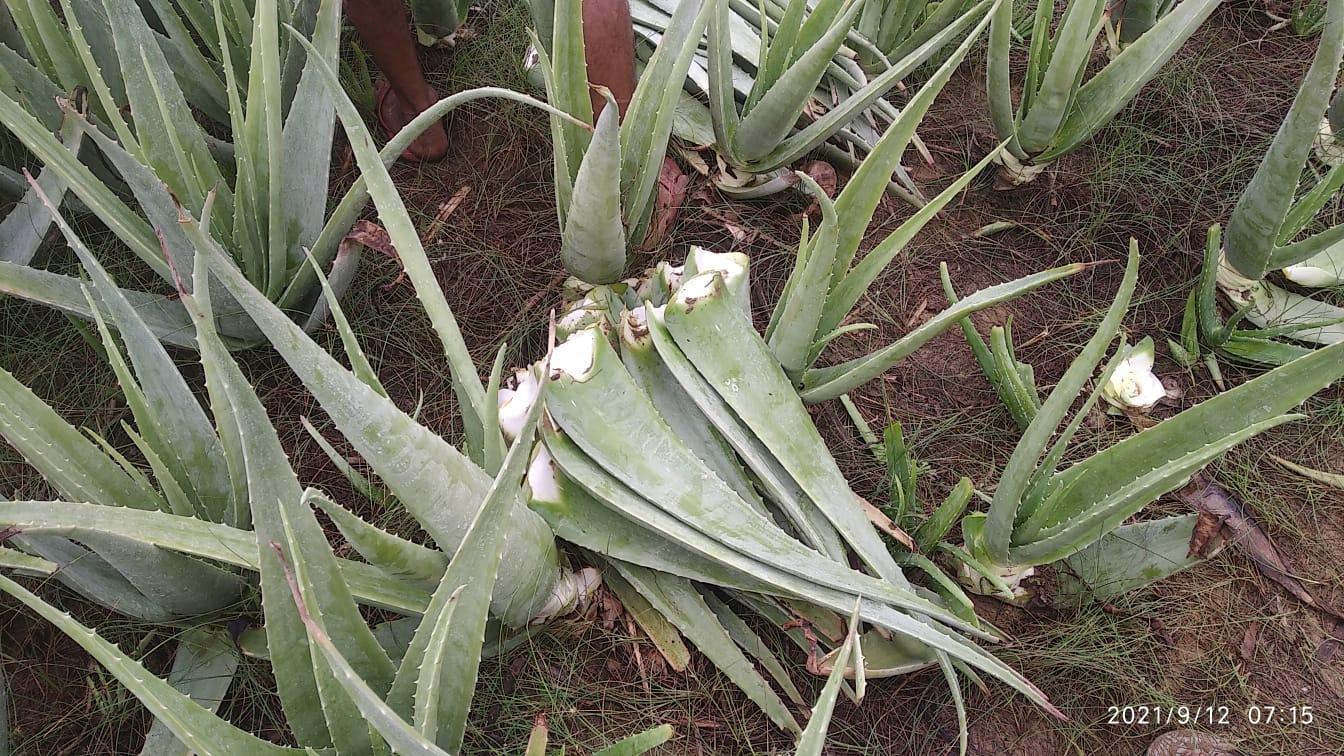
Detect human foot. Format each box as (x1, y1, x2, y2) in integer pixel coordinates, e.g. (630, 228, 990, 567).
(375, 80, 449, 162)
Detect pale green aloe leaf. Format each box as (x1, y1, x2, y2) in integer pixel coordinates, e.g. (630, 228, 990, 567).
(620, 0, 712, 242)
(277, 488, 398, 753)
(1053, 514, 1207, 606)
(1224, 0, 1344, 278)
(40, 187, 232, 524)
(1270, 223, 1344, 271)
(545, 330, 980, 633)
(610, 562, 801, 734)
(549, 0, 595, 182)
(6, 0, 81, 90)
(7, 533, 179, 622)
(985, 0, 1024, 158)
(1013, 340, 1344, 564)
(0, 108, 83, 265)
(286, 27, 494, 459)
(482, 345, 509, 476)
(308, 490, 448, 590)
(600, 566, 693, 671)
(800, 263, 1085, 403)
(787, 25, 952, 266)
(1044, 0, 1219, 161)
(535, 428, 1056, 714)
(235, 0, 286, 296)
(98, 0, 223, 213)
(132, 0, 228, 121)
(706, 0, 742, 153)
(622, 311, 770, 515)
(198, 235, 562, 627)
(0, 363, 163, 509)
(0, 90, 164, 273)
(977, 243, 1138, 563)
(0, 545, 56, 576)
(56, 99, 198, 280)
(390, 366, 548, 748)
(184, 255, 330, 747)
(744, 0, 994, 172)
(270, 545, 449, 756)
(796, 603, 859, 755)
(0, 500, 432, 614)
(279, 0, 342, 264)
(645, 306, 847, 558)
(700, 590, 806, 706)
(1014, 0, 1106, 154)
(662, 272, 908, 586)
(561, 93, 628, 284)
(733, 0, 864, 162)
(0, 575, 298, 754)
(0, 41, 65, 129)
(768, 174, 841, 376)
(592, 725, 676, 755)
(530, 34, 577, 225)
(138, 627, 241, 756)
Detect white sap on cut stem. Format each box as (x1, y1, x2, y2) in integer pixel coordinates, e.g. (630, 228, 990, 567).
(498, 368, 540, 441)
(550, 327, 599, 380)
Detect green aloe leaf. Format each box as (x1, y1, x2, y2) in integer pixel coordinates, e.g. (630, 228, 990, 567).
(661, 272, 908, 586)
(796, 603, 860, 755)
(1053, 514, 1207, 605)
(611, 562, 801, 733)
(0, 575, 299, 754)
(1224, 0, 1344, 278)
(138, 627, 241, 756)
(0, 500, 432, 614)
(980, 243, 1138, 563)
(389, 365, 548, 751)
(1044, 0, 1219, 160)
(561, 92, 628, 284)
(1013, 341, 1344, 563)
(800, 263, 1084, 402)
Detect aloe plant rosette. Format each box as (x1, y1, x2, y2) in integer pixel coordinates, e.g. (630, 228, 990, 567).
(1199, 0, 1344, 364)
(986, 0, 1218, 187)
(954, 243, 1344, 604)
(0, 0, 376, 348)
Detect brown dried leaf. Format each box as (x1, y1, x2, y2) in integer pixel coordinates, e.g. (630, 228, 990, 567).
(1238, 622, 1259, 662)
(858, 495, 916, 551)
(343, 219, 405, 289)
(642, 157, 690, 250)
(1188, 511, 1225, 558)
(1178, 472, 1342, 621)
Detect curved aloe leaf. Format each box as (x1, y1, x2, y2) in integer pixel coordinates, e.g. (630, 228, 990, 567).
(138, 627, 241, 756)
(561, 94, 628, 284)
(0, 575, 299, 755)
(1224, 0, 1344, 278)
(800, 263, 1085, 403)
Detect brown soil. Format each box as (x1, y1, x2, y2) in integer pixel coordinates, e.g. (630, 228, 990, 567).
(3, 2, 1343, 755)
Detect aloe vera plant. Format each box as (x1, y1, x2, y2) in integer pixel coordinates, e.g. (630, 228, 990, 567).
(954, 243, 1344, 603)
(529, 0, 711, 281)
(1198, 0, 1344, 364)
(0, 0, 366, 348)
(986, 0, 1218, 186)
(704, 0, 992, 177)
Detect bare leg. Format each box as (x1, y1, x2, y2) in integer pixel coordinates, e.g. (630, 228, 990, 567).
(347, 0, 450, 161)
(582, 0, 636, 121)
